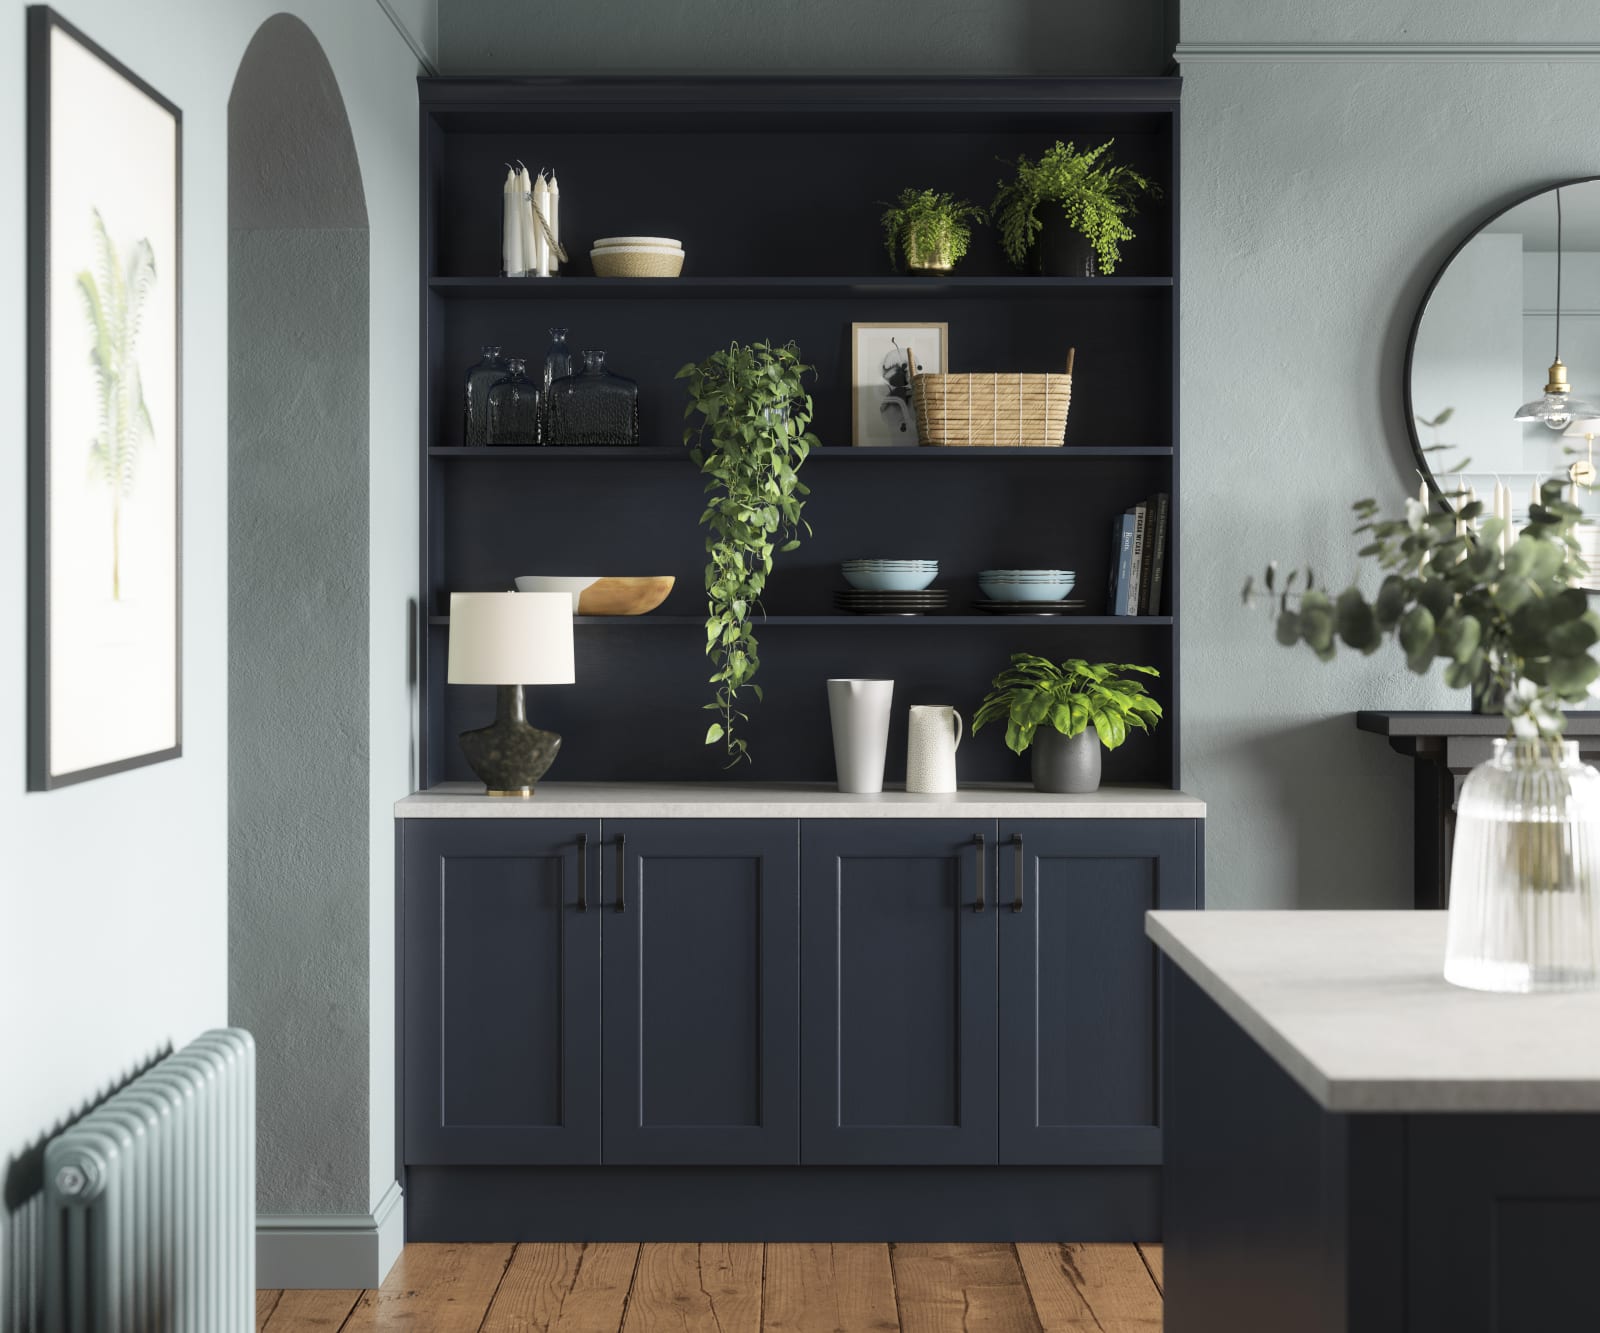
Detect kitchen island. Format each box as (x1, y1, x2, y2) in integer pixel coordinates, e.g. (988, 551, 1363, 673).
(1149, 910, 1600, 1333)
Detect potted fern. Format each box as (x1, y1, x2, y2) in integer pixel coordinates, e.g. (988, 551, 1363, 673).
(879, 188, 987, 274)
(677, 340, 818, 765)
(992, 140, 1156, 276)
(974, 654, 1164, 793)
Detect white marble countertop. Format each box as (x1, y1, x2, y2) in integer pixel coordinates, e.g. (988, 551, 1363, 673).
(1147, 910, 1600, 1114)
(397, 781, 1207, 820)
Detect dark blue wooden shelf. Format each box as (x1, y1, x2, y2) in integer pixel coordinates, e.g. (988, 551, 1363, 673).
(428, 275, 1174, 300)
(428, 445, 1173, 459)
(428, 614, 1173, 627)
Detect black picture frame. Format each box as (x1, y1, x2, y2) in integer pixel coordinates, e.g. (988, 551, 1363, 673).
(27, 6, 183, 790)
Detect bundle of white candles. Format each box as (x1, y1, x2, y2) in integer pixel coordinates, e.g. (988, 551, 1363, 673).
(501, 162, 563, 278)
(1422, 475, 1518, 557)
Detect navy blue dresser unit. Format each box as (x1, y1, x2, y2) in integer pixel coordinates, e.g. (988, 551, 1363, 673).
(398, 789, 1204, 1239)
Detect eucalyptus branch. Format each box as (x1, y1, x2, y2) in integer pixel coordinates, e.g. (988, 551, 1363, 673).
(1243, 480, 1599, 738)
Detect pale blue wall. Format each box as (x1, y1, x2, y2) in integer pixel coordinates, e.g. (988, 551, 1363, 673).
(1178, 9, 1600, 908)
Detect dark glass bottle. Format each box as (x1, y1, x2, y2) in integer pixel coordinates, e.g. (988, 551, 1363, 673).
(485, 358, 542, 446)
(545, 349, 639, 447)
(463, 345, 505, 447)
(542, 328, 574, 392)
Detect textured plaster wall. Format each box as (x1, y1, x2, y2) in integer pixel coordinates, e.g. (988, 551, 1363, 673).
(438, 0, 1172, 74)
(229, 13, 372, 1220)
(0, 0, 419, 1315)
(230, 228, 371, 1211)
(1183, 1, 1600, 44)
(1178, 18, 1600, 908)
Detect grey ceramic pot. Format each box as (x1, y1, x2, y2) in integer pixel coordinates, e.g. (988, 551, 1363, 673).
(1030, 727, 1102, 794)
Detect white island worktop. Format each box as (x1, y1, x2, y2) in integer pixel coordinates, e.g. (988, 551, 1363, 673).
(397, 781, 1206, 820)
(1148, 910, 1600, 1114)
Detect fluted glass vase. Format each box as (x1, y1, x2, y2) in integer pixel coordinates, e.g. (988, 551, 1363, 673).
(1445, 738, 1600, 992)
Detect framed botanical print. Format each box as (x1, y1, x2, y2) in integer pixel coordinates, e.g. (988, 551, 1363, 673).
(28, 7, 182, 789)
(851, 321, 948, 446)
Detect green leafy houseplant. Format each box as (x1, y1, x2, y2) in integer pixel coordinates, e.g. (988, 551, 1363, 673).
(1243, 481, 1600, 738)
(992, 140, 1156, 275)
(78, 207, 157, 600)
(678, 341, 819, 765)
(879, 188, 987, 274)
(973, 655, 1164, 753)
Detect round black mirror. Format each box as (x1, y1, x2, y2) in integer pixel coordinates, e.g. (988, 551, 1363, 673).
(1407, 176, 1600, 509)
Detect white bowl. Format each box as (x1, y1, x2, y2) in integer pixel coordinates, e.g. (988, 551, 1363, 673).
(590, 243, 685, 256)
(514, 575, 597, 610)
(592, 236, 682, 249)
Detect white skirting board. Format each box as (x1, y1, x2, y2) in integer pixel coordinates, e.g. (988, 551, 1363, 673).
(256, 1181, 403, 1289)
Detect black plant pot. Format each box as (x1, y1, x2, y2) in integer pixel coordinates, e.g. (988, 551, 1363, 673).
(1034, 213, 1098, 278)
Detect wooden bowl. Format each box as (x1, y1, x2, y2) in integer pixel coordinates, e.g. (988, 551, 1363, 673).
(576, 576, 675, 616)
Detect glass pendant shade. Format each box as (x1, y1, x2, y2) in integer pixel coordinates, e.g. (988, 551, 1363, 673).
(1514, 189, 1598, 430)
(1514, 359, 1600, 432)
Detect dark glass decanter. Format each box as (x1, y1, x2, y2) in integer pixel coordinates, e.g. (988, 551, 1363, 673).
(463, 345, 505, 447)
(545, 350, 639, 447)
(485, 358, 542, 446)
(542, 328, 574, 392)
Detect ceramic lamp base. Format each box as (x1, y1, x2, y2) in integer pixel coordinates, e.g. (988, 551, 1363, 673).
(458, 684, 562, 796)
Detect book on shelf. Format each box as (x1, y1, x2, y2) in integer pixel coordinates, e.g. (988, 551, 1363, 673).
(1109, 510, 1138, 616)
(1106, 494, 1170, 616)
(1127, 502, 1147, 615)
(1143, 492, 1170, 616)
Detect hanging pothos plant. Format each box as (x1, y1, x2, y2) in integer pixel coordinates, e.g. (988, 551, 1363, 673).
(677, 340, 818, 765)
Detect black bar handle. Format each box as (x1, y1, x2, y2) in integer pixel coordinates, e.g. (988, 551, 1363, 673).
(616, 833, 627, 912)
(576, 833, 588, 911)
(973, 833, 986, 912)
(1012, 833, 1024, 913)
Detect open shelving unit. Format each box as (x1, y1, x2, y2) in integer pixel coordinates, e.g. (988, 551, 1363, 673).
(419, 76, 1180, 788)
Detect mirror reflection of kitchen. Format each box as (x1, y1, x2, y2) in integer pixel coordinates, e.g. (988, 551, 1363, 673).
(1409, 178, 1600, 587)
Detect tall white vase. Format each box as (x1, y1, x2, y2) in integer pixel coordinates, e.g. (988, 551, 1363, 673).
(827, 679, 894, 794)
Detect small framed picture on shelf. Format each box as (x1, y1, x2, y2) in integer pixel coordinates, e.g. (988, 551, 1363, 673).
(851, 321, 947, 446)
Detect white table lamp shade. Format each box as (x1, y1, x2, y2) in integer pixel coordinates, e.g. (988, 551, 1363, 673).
(1565, 418, 1600, 438)
(447, 592, 575, 685)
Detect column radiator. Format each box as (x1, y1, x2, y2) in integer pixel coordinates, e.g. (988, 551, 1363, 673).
(42, 1028, 255, 1333)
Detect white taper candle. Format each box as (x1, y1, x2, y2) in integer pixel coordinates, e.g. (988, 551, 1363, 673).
(502, 167, 524, 276)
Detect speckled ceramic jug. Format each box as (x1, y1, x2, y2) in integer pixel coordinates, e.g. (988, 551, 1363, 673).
(906, 705, 962, 794)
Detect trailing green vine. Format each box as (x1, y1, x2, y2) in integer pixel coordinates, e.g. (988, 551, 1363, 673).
(677, 340, 818, 765)
(992, 139, 1157, 274)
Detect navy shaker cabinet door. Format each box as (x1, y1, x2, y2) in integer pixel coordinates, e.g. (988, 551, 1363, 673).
(998, 818, 1200, 1166)
(601, 819, 801, 1164)
(401, 818, 602, 1164)
(800, 820, 999, 1165)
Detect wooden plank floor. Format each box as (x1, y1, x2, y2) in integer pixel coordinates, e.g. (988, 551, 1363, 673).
(259, 1242, 1164, 1332)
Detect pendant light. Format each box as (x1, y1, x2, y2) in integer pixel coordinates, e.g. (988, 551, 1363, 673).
(1515, 187, 1600, 431)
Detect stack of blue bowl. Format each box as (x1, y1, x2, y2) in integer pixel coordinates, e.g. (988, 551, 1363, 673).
(837, 560, 947, 614)
(978, 569, 1082, 613)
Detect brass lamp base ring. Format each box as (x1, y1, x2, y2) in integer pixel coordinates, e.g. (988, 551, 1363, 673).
(486, 787, 536, 799)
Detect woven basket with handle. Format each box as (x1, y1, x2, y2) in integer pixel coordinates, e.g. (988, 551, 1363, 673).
(909, 347, 1075, 447)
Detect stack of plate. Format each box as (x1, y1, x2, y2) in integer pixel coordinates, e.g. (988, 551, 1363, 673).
(591, 236, 685, 278)
(835, 588, 950, 615)
(978, 568, 1084, 614)
(841, 559, 939, 591)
